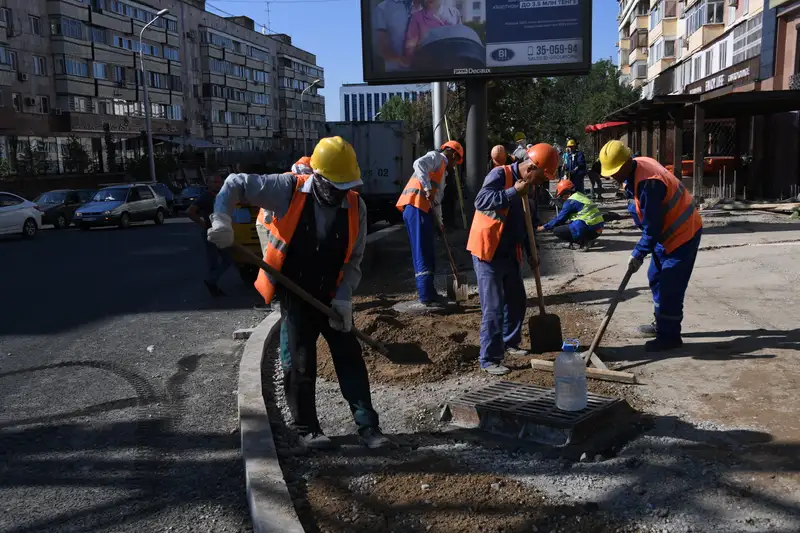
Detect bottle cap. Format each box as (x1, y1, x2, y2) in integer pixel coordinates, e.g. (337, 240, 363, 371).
(561, 339, 580, 352)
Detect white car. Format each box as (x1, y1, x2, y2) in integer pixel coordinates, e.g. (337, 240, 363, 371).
(0, 192, 41, 239)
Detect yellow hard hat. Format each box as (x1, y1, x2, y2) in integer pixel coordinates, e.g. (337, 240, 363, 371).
(310, 136, 362, 189)
(599, 140, 632, 177)
(514, 132, 526, 142)
(566, 139, 577, 148)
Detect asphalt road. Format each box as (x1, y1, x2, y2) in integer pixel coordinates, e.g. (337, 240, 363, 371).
(0, 218, 263, 533)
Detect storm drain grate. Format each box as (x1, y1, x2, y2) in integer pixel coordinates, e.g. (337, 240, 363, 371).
(446, 381, 633, 447)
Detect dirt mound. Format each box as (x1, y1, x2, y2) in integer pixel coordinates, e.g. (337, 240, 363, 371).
(317, 303, 484, 385)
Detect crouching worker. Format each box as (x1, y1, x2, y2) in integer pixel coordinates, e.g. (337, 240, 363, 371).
(537, 179, 604, 251)
(467, 143, 560, 376)
(207, 137, 391, 450)
(599, 140, 703, 352)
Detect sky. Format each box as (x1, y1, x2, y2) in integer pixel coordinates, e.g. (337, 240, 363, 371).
(209, 0, 621, 121)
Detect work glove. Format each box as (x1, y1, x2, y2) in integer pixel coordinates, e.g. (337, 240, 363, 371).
(329, 299, 353, 332)
(627, 255, 643, 274)
(207, 213, 234, 249)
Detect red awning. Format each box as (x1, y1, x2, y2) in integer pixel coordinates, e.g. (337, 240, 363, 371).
(585, 121, 629, 132)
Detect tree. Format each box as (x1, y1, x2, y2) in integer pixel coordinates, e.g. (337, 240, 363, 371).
(104, 125, 118, 172)
(62, 135, 90, 174)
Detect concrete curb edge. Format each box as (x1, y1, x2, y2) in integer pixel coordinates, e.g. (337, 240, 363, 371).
(237, 224, 402, 533)
(238, 310, 304, 533)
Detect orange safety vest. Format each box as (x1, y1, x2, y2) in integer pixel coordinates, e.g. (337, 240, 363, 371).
(395, 159, 446, 213)
(254, 175, 360, 303)
(256, 172, 302, 228)
(466, 165, 522, 262)
(632, 157, 702, 254)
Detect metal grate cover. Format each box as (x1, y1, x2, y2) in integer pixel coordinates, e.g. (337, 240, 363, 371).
(447, 381, 633, 447)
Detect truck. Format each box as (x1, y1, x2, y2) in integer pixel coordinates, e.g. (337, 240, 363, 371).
(323, 121, 419, 224)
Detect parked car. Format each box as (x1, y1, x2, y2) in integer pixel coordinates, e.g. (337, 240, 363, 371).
(34, 189, 95, 229)
(74, 183, 168, 230)
(175, 185, 208, 212)
(0, 192, 42, 239)
(150, 183, 176, 215)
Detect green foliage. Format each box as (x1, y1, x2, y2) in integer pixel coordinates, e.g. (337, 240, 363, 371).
(0, 158, 10, 178)
(62, 135, 90, 174)
(104, 129, 118, 172)
(15, 140, 48, 177)
(379, 60, 639, 155)
(129, 153, 179, 183)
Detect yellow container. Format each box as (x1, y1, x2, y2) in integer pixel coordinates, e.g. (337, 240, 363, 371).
(230, 204, 262, 283)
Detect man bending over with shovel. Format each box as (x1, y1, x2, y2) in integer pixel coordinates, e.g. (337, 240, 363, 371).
(599, 140, 703, 352)
(207, 136, 391, 450)
(467, 143, 560, 375)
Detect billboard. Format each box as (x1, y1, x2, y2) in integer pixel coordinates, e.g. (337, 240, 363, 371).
(361, 0, 592, 84)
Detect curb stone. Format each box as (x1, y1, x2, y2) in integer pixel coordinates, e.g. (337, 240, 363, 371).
(238, 310, 304, 533)
(237, 225, 403, 532)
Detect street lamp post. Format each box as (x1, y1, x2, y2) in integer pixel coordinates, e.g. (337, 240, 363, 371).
(301, 78, 322, 156)
(139, 8, 169, 184)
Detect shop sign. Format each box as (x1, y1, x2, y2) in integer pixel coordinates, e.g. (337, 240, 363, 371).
(686, 57, 760, 95)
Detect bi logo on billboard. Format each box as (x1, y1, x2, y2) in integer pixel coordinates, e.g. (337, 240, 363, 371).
(490, 48, 515, 62)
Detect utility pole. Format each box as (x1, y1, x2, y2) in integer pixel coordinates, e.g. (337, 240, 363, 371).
(431, 82, 447, 148)
(139, 8, 169, 184)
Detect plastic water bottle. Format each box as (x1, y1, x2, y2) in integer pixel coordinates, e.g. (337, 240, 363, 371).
(554, 339, 587, 411)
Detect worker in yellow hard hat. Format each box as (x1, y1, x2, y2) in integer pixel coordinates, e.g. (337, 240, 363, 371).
(208, 136, 392, 451)
(599, 139, 703, 353)
(563, 138, 587, 194)
(512, 132, 528, 161)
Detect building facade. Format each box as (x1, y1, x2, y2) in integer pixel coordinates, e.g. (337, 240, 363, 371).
(0, 0, 324, 174)
(340, 83, 430, 122)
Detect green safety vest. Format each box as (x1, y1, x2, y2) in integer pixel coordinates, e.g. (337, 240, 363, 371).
(567, 192, 604, 226)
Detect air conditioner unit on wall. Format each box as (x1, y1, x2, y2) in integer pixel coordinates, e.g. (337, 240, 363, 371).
(24, 96, 35, 106)
(17, 72, 29, 82)
(683, 39, 690, 49)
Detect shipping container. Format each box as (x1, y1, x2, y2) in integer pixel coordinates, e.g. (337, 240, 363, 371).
(323, 121, 419, 223)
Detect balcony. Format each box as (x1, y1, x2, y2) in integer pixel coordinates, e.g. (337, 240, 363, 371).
(648, 58, 675, 80)
(629, 46, 649, 64)
(649, 18, 678, 41)
(619, 37, 631, 50)
(635, 15, 649, 30)
(687, 24, 724, 54)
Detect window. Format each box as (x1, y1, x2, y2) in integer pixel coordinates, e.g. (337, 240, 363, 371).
(33, 55, 47, 75)
(472, 1, 481, 8)
(344, 94, 350, 121)
(649, 0, 677, 30)
(70, 96, 88, 112)
(366, 92, 373, 120)
(0, 8, 11, 31)
(706, 0, 724, 24)
(693, 56, 702, 80)
(93, 62, 108, 79)
(56, 57, 89, 77)
(12, 93, 21, 112)
(8, 50, 17, 71)
(38, 96, 49, 114)
(136, 186, 154, 200)
(358, 94, 365, 121)
(29, 15, 41, 35)
(91, 27, 107, 44)
(719, 41, 728, 70)
(50, 16, 86, 40)
(163, 46, 179, 61)
(732, 13, 762, 64)
(0, 193, 23, 208)
(704, 49, 714, 76)
(664, 39, 676, 57)
(113, 65, 130, 83)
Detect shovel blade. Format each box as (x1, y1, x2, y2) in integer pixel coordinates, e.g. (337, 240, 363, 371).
(446, 275, 469, 302)
(528, 313, 563, 354)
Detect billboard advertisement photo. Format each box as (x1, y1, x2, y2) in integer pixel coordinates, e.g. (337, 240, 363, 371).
(361, 0, 592, 84)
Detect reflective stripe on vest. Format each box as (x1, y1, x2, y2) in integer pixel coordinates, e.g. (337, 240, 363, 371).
(633, 157, 702, 254)
(254, 175, 360, 304)
(567, 191, 604, 227)
(466, 165, 517, 262)
(257, 172, 300, 228)
(395, 160, 446, 213)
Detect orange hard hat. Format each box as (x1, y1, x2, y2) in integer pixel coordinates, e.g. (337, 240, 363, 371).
(527, 143, 560, 180)
(556, 179, 575, 197)
(490, 145, 507, 166)
(441, 140, 464, 164)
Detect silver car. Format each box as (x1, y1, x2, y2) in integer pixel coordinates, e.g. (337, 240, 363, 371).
(74, 183, 169, 230)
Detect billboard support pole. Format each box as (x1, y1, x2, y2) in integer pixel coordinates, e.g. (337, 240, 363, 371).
(432, 82, 447, 148)
(465, 78, 487, 209)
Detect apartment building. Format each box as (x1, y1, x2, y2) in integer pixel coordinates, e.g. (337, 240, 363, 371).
(340, 83, 430, 122)
(0, 0, 324, 174)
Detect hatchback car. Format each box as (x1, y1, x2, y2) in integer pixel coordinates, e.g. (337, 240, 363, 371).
(150, 183, 176, 216)
(74, 184, 168, 230)
(175, 185, 208, 212)
(0, 192, 41, 239)
(34, 189, 95, 229)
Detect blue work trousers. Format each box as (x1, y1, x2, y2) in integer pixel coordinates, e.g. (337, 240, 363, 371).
(649, 230, 702, 341)
(473, 253, 526, 367)
(403, 205, 437, 303)
(204, 238, 234, 284)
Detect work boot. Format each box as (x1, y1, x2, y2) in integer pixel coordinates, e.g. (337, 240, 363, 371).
(359, 427, 393, 449)
(645, 337, 683, 352)
(481, 363, 511, 376)
(505, 346, 529, 357)
(636, 321, 658, 338)
(579, 240, 594, 252)
(299, 432, 336, 450)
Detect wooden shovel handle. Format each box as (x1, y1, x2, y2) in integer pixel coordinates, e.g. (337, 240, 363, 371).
(231, 243, 389, 356)
(582, 268, 634, 364)
(434, 212, 460, 279)
(520, 188, 546, 315)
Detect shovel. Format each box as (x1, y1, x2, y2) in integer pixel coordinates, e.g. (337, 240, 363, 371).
(231, 243, 389, 356)
(520, 188, 564, 354)
(434, 213, 468, 303)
